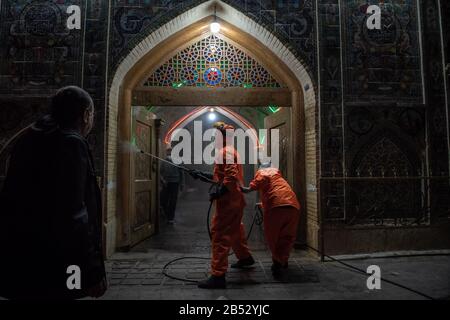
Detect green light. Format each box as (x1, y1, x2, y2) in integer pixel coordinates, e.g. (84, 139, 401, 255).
(243, 83, 253, 89)
(172, 80, 187, 88)
(268, 104, 281, 113)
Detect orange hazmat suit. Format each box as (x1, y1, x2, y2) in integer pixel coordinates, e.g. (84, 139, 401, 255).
(249, 167, 300, 265)
(210, 125, 252, 276)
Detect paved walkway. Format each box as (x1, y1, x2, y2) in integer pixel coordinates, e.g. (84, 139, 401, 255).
(100, 190, 450, 300)
(103, 251, 449, 300)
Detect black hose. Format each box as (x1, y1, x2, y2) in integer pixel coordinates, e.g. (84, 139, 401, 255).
(162, 197, 215, 283)
(305, 244, 437, 300)
(163, 203, 438, 300)
(162, 199, 216, 283)
(162, 257, 210, 284)
(206, 200, 213, 240)
(162, 198, 262, 283)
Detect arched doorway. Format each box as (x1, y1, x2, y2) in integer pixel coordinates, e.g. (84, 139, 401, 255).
(105, 0, 318, 256)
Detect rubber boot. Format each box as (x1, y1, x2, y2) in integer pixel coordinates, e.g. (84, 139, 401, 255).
(230, 256, 255, 269)
(197, 275, 227, 289)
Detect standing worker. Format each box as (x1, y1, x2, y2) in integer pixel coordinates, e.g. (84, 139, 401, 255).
(190, 122, 254, 289)
(160, 147, 184, 224)
(241, 162, 300, 278)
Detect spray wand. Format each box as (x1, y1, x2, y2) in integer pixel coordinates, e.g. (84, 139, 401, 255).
(136, 148, 218, 185)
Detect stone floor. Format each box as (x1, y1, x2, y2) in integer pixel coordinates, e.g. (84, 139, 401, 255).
(100, 187, 450, 300)
(102, 251, 450, 300)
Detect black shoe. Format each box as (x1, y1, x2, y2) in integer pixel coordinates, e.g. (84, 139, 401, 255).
(271, 261, 288, 278)
(231, 256, 255, 269)
(197, 275, 227, 289)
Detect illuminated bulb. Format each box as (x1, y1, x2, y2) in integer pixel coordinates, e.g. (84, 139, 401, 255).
(209, 108, 215, 113)
(208, 112, 217, 121)
(210, 22, 221, 34)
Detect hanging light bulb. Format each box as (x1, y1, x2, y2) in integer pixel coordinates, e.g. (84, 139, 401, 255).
(210, 22, 221, 34)
(208, 112, 217, 121)
(210, 5, 221, 34)
(208, 107, 217, 121)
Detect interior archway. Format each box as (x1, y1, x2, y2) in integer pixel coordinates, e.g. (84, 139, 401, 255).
(162, 107, 260, 145)
(105, 0, 318, 256)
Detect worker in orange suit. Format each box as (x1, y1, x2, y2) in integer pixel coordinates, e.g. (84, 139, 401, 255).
(190, 122, 254, 289)
(242, 162, 300, 277)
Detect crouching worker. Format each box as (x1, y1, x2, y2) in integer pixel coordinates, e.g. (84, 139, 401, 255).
(190, 122, 254, 289)
(241, 163, 300, 278)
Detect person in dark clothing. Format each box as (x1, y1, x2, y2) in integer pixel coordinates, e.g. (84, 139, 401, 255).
(160, 148, 184, 224)
(0, 86, 107, 300)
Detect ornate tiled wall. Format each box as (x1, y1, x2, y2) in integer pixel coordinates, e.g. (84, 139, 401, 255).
(421, 0, 450, 222)
(0, 1, 449, 249)
(343, 0, 422, 101)
(82, 0, 109, 173)
(317, 0, 345, 223)
(0, 0, 84, 94)
(319, 0, 449, 228)
(110, 0, 316, 75)
(0, 0, 107, 171)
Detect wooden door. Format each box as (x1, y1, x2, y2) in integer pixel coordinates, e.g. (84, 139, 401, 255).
(264, 107, 293, 184)
(130, 106, 158, 246)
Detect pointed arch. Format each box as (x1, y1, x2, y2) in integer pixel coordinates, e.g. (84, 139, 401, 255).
(163, 106, 259, 145)
(104, 0, 318, 255)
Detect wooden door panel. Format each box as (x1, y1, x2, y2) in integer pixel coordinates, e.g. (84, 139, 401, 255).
(264, 107, 292, 184)
(134, 121, 152, 180)
(130, 106, 157, 246)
